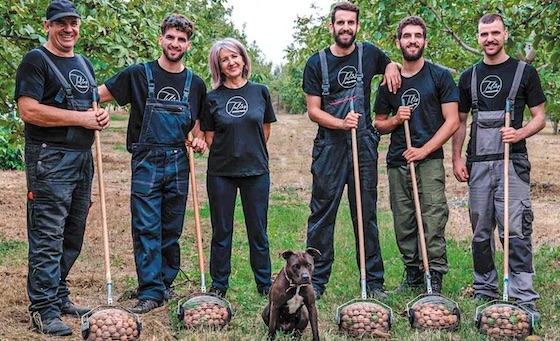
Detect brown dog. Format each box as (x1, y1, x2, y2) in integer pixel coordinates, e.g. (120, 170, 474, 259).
(262, 248, 321, 341)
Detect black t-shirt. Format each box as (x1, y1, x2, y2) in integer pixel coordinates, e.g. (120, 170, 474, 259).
(103, 60, 208, 152)
(458, 57, 546, 155)
(201, 81, 276, 177)
(15, 46, 97, 149)
(302, 42, 390, 128)
(375, 62, 459, 167)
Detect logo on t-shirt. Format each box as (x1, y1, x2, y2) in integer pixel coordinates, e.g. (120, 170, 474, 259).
(337, 66, 358, 89)
(480, 75, 502, 99)
(69, 69, 90, 94)
(226, 96, 248, 118)
(401, 88, 421, 111)
(157, 87, 181, 101)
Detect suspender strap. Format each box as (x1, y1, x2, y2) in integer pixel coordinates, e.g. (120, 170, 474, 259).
(319, 49, 330, 96)
(34, 49, 97, 109)
(471, 60, 527, 118)
(76, 55, 97, 88)
(318, 42, 364, 96)
(182, 69, 193, 102)
(356, 42, 363, 83)
(470, 65, 479, 110)
(507, 61, 526, 120)
(144, 63, 156, 98)
(35, 48, 74, 106)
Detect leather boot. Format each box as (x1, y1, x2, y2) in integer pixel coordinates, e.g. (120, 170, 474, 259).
(395, 267, 424, 292)
(430, 271, 443, 293)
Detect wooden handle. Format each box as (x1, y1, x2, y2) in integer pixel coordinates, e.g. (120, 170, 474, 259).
(503, 106, 511, 301)
(187, 132, 206, 293)
(93, 99, 113, 305)
(404, 119, 432, 293)
(351, 123, 367, 299)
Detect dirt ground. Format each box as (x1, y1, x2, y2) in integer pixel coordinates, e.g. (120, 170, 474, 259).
(1, 112, 559, 340)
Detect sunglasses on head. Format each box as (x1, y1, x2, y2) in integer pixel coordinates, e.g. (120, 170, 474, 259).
(165, 16, 192, 29)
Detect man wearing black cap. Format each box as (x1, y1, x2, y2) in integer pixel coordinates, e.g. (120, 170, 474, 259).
(15, 0, 109, 336)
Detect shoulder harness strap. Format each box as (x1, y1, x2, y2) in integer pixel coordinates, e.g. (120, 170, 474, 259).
(182, 68, 193, 102)
(34, 48, 74, 107)
(318, 49, 330, 96)
(507, 61, 526, 120)
(144, 63, 155, 98)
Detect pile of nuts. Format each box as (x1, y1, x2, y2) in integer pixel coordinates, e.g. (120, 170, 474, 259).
(478, 304, 531, 338)
(85, 309, 140, 341)
(182, 301, 230, 329)
(339, 302, 391, 337)
(410, 301, 459, 330)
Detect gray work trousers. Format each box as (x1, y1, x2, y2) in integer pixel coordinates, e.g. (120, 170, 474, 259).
(468, 155, 539, 303)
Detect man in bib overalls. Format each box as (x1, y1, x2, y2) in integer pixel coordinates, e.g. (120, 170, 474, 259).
(302, 1, 401, 300)
(98, 14, 207, 313)
(452, 13, 546, 322)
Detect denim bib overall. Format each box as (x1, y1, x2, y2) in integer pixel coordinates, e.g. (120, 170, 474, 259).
(467, 61, 538, 302)
(307, 43, 384, 295)
(130, 63, 193, 301)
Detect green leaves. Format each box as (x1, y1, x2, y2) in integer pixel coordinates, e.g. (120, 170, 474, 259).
(280, 0, 559, 115)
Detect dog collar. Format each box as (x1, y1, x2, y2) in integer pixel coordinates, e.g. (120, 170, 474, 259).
(283, 267, 310, 292)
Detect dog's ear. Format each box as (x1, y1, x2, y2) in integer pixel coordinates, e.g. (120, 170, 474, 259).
(306, 247, 322, 259)
(280, 250, 295, 260)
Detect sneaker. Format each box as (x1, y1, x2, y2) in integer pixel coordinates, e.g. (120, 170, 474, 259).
(517, 301, 541, 325)
(313, 288, 323, 300)
(258, 287, 270, 297)
(368, 288, 388, 300)
(31, 313, 72, 336)
(130, 299, 163, 314)
(164, 287, 178, 301)
(474, 293, 496, 302)
(209, 286, 227, 298)
(61, 301, 90, 318)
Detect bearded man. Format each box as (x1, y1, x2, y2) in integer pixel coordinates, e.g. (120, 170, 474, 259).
(302, 1, 401, 300)
(374, 16, 459, 294)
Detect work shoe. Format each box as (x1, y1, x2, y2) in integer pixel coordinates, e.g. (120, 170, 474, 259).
(61, 301, 90, 318)
(395, 267, 424, 292)
(368, 288, 388, 300)
(31, 313, 72, 336)
(209, 286, 227, 298)
(130, 299, 163, 314)
(430, 271, 443, 293)
(313, 287, 324, 300)
(164, 287, 178, 301)
(258, 287, 270, 297)
(474, 293, 496, 302)
(517, 301, 541, 325)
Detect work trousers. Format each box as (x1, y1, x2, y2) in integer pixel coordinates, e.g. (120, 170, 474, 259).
(388, 159, 449, 274)
(307, 132, 384, 293)
(25, 143, 93, 319)
(468, 156, 539, 303)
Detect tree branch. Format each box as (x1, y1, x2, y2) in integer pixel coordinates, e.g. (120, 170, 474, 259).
(424, 2, 482, 56)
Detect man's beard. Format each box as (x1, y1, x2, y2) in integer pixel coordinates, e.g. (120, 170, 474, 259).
(333, 29, 356, 49)
(483, 42, 503, 57)
(401, 44, 424, 62)
(163, 48, 185, 62)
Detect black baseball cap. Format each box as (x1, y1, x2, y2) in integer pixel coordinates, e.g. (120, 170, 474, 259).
(46, 0, 81, 21)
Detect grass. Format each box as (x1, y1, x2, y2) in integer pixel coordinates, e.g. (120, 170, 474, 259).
(0, 239, 26, 266)
(168, 187, 560, 340)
